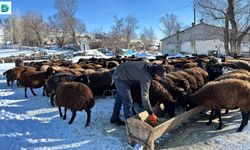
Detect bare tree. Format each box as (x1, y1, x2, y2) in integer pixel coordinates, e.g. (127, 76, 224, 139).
(75, 19, 86, 43)
(123, 15, 139, 48)
(198, 0, 230, 53)
(0, 18, 12, 44)
(22, 11, 46, 46)
(93, 28, 107, 48)
(140, 27, 155, 50)
(1, 12, 24, 46)
(12, 13, 24, 47)
(48, 14, 70, 47)
(160, 13, 181, 37)
(54, 0, 86, 47)
(198, 0, 250, 54)
(109, 16, 125, 50)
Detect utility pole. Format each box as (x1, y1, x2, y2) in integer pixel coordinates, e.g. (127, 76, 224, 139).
(193, 0, 197, 54)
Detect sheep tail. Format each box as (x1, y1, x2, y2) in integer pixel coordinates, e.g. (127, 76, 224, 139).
(3, 70, 8, 76)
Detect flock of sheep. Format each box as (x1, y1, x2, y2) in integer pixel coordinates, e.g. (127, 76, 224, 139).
(3, 54, 250, 132)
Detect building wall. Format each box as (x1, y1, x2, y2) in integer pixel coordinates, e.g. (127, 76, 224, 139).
(162, 39, 225, 55)
(181, 39, 225, 54)
(161, 23, 225, 55)
(241, 34, 250, 53)
(161, 23, 250, 56)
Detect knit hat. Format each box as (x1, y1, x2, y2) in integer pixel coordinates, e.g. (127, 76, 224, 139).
(148, 64, 166, 77)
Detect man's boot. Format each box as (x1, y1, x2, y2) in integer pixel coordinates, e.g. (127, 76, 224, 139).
(110, 112, 125, 126)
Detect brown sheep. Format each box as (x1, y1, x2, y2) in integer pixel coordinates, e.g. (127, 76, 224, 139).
(189, 79, 250, 132)
(205, 69, 250, 115)
(183, 62, 198, 69)
(167, 73, 192, 94)
(174, 71, 198, 92)
(193, 67, 209, 79)
(84, 69, 96, 74)
(215, 72, 250, 82)
(162, 64, 175, 73)
(184, 68, 206, 88)
(19, 68, 55, 98)
(40, 65, 50, 72)
(45, 73, 76, 106)
(3, 66, 38, 87)
(55, 82, 95, 126)
(159, 77, 185, 101)
(131, 80, 176, 117)
(222, 69, 250, 76)
(75, 69, 115, 96)
(3, 67, 25, 87)
(223, 59, 250, 71)
(78, 63, 96, 70)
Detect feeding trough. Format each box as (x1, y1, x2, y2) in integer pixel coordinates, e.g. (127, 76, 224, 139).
(125, 105, 207, 150)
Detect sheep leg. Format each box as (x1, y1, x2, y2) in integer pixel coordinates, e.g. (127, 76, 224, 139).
(25, 87, 28, 98)
(63, 108, 67, 120)
(207, 109, 215, 125)
(50, 94, 55, 106)
(163, 101, 175, 117)
(85, 109, 91, 127)
(237, 111, 247, 132)
(30, 88, 37, 96)
(17, 80, 19, 87)
(245, 112, 249, 125)
(224, 109, 229, 114)
(216, 109, 223, 130)
(42, 86, 46, 96)
(58, 106, 63, 118)
(242, 112, 248, 126)
(103, 90, 107, 97)
(68, 110, 76, 124)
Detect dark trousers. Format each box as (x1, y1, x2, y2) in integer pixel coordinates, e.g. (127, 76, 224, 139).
(112, 78, 133, 119)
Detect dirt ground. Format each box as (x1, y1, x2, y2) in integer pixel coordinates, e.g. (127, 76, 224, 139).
(153, 109, 250, 150)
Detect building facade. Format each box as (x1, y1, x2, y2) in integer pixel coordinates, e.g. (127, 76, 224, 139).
(161, 22, 250, 56)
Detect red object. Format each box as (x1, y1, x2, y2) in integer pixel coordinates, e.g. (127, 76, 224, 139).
(148, 114, 158, 126)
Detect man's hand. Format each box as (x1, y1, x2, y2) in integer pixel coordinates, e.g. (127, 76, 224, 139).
(148, 113, 158, 127)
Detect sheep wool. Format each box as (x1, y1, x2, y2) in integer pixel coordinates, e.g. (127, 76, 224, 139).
(56, 82, 94, 111)
(190, 79, 250, 112)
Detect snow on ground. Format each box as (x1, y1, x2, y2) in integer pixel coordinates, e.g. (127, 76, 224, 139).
(0, 48, 72, 58)
(1, 48, 250, 150)
(0, 49, 34, 57)
(0, 63, 135, 150)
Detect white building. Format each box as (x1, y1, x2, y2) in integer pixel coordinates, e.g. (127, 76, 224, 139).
(161, 22, 250, 56)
